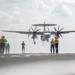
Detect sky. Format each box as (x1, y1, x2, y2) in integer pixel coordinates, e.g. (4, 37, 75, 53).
(0, 0, 75, 53)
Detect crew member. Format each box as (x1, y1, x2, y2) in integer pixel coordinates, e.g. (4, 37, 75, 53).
(0, 36, 7, 54)
(21, 41, 25, 54)
(50, 38, 55, 54)
(54, 37, 59, 54)
(5, 43, 10, 54)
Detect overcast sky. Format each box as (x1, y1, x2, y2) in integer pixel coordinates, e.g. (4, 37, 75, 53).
(0, 0, 75, 53)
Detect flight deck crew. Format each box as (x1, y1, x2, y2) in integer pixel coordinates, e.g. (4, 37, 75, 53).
(5, 43, 10, 54)
(21, 41, 25, 54)
(50, 38, 55, 54)
(0, 36, 7, 54)
(54, 37, 59, 54)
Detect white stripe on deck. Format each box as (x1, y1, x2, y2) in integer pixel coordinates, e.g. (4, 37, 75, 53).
(10, 54, 31, 57)
(11, 55, 21, 57)
(25, 55, 31, 57)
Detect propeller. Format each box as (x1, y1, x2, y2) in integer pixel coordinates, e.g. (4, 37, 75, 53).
(54, 26, 64, 38)
(28, 26, 40, 39)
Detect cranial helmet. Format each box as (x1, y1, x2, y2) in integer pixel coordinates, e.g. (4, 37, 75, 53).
(1, 35, 5, 38)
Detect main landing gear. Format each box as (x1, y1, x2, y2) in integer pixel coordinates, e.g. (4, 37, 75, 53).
(34, 41, 36, 45)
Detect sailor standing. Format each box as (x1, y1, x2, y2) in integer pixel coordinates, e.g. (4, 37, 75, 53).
(54, 37, 59, 54)
(50, 38, 55, 54)
(5, 43, 10, 54)
(0, 36, 7, 54)
(21, 41, 25, 54)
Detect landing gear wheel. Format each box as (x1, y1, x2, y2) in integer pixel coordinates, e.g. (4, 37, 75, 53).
(34, 41, 36, 44)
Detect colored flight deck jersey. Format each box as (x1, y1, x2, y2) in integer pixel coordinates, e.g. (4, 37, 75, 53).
(50, 40, 55, 45)
(54, 39, 59, 44)
(0, 38, 7, 43)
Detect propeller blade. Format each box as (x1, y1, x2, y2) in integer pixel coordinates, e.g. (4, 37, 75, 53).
(54, 27, 57, 31)
(35, 35, 38, 39)
(60, 28, 64, 31)
(28, 28, 31, 39)
(36, 29, 40, 32)
(59, 33, 63, 38)
(31, 27, 34, 31)
(58, 25, 60, 31)
(34, 26, 37, 31)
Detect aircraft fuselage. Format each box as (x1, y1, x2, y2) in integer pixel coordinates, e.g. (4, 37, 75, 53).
(41, 33, 51, 42)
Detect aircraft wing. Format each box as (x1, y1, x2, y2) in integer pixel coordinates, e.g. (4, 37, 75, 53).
(50, 30, 75, 34)
(61, 30, 75, 34)
(2, 30, 44, 35)
(60, 30, 75, 34)
(2, 30, 75, 35)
